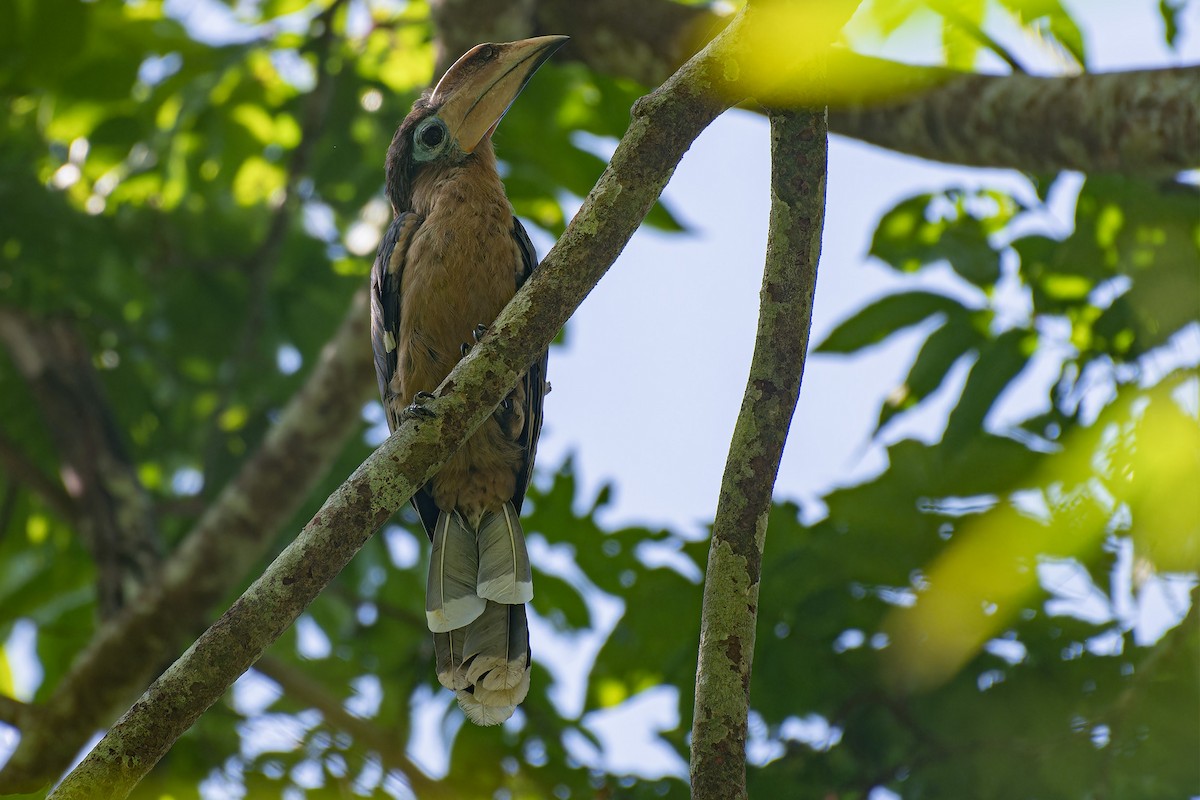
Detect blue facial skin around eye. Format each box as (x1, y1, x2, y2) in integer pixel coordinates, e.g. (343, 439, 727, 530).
(414, 118, 449, 162)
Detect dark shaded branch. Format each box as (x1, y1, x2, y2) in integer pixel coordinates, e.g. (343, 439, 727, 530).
(47, 5, 777, 795)
(0, 429, 75, 522)
(0, 481, 16, 543)
(690, 107, 828, 800)
(254, 656, 450, 800)
(429, 0, 536, 76)
(0, 291, 375, 794)
(0, 309, 160, 619)
(202, 0, 349, 483)
(429, 0, 723, 88)
(0, 696, 38, 730)
(536, 0, 725, 87)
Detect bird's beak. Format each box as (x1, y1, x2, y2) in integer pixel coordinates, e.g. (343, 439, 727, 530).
(430, 35, 568, 155)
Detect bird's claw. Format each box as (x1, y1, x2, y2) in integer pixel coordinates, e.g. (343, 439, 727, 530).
(402, 391, 437, 421)
(461, 324, 488, 354)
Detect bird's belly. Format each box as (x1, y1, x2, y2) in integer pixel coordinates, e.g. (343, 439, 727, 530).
(397, 218, 523, 519)
(398, 222, 517, 396)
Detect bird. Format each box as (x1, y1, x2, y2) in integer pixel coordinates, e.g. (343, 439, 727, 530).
(369, 35, 567, 725)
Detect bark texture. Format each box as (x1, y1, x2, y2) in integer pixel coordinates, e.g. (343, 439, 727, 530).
(690, 107, 828, 800)
(828, 65, 1200, 175)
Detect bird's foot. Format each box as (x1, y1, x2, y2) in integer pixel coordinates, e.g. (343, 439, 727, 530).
(401, 391, 437, 421)
(460, 325, 488, 356)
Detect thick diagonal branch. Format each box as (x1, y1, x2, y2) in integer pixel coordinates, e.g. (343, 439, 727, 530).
(48, 7, 776, 797)
(690, 107, 828, 800)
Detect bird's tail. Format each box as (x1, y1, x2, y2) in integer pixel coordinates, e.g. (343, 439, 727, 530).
(435, 601, 531, 725)
(426, 501, 533, 725)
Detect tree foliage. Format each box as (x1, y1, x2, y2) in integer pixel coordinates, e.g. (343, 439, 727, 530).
(0, 1, 1195, 798)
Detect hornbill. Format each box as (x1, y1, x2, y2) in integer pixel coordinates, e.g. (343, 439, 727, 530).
(370, 36, 567, 725)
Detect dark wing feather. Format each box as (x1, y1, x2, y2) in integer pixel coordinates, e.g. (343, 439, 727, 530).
(370, 212, 441, 538)
(370, 212, 421, 412)
(510, 217, 547, 514)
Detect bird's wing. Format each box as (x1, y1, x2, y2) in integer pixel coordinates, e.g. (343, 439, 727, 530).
(510, 216, 547, 514)
(370, 212, 442, 536)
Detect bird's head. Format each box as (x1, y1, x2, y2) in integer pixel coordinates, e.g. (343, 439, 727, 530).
(386, 35, 568, 211)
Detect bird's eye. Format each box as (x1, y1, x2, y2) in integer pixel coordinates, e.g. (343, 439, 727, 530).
(419, 120, 445, 149)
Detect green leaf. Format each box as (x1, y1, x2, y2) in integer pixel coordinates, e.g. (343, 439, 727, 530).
(530, 571, 591, 630)
(1160, 0, 1185, 48)
(935, 0, 988, 69)
(644, 198, 688, 233)
(996, 0, 1087, 66)
(1027, 177, 1200, 356)
(877, 310, 983, 431)
(867, 0, 923, 36)
(942, 328, 1035, 454)
(871, 190, 1012, 286)
(262, 0, 313, 19)
(815, 291, 970, 355)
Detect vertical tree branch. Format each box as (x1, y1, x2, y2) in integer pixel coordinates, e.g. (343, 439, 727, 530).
(689, 107, 828, 800)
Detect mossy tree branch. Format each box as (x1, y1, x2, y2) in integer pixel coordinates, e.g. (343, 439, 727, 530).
(690, 106, 828, 800)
